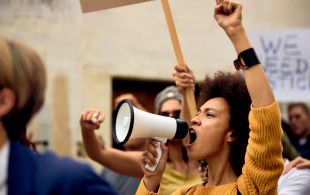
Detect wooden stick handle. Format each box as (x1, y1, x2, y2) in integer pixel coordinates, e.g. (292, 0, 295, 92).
(161, 0, 197, 118)
(161, 0, 185, 66)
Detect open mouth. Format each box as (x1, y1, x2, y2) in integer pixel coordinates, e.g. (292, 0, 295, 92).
(189, 128, 197, 144)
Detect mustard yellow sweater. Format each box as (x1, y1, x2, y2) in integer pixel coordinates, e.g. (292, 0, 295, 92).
(136, 101, 284, 195)
(161, 162, 202, 195)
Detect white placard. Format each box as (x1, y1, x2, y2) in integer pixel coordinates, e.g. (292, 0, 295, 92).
(248, 29, 310, 102)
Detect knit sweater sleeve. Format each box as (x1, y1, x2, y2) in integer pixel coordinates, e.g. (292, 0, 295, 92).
(135, 178, 193, 195)
(238, 101, 284, 195)
(135, 179, 161, 195)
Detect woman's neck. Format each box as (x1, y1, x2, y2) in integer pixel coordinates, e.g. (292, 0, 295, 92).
(205, 154, 238, 187)
(167, 140, 199, 175)
(0, 122, 8, 150)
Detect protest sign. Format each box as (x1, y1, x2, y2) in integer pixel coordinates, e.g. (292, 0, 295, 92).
(79, 0, 153, 13)
(248, 29, 310, 102)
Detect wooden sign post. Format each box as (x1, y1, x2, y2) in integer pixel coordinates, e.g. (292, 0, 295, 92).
(160, 0, 197, 122)
(79, 0, 197, 121)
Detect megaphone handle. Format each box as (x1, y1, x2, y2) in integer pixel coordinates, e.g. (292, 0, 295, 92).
(145, 137, 168, 172)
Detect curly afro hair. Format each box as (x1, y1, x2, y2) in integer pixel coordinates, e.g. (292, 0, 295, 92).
(198, 71, 252, 176)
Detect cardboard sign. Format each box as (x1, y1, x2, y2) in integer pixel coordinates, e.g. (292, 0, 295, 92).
(248, 29, 310, 102)
(80, 0, 154, 13)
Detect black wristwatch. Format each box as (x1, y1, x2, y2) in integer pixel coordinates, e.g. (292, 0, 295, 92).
(233, 48, 260, 70)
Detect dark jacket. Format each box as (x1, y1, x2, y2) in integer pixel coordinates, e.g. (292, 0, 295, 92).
(7, 141, 117, 195)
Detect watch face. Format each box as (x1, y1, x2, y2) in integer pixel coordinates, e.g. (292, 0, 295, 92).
(240, 48, 260, 68)
(234, 48, 260, 70)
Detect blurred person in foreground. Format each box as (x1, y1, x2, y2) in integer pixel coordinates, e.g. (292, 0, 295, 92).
(0, 37, 116, 195)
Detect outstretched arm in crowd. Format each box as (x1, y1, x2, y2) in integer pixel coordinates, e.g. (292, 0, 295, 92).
(80, 94, 147, 179)
(283, 156, 310, 174)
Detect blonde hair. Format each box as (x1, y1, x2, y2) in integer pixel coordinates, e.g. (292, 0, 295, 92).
(0, 37, 46, 140)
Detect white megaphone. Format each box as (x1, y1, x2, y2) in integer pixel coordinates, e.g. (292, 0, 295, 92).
(113, 99, 188, 172)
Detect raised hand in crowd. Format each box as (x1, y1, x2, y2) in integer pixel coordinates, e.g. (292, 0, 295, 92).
(283, 156, 310, 175)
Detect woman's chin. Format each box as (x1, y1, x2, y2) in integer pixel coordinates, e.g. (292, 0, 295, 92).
(187, 152, 202, 161)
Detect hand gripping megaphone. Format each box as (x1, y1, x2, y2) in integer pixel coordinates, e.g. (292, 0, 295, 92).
(113, 99, 188, 172)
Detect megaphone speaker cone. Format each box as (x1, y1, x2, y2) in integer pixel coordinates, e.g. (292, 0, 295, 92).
(113, 99, 189, 145)
(113, 99, 134, 145)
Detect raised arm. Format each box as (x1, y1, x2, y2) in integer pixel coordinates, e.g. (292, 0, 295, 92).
(215, 1, 283, 194)
(214, 0, 274, 108)
(80, 109, 143, 179)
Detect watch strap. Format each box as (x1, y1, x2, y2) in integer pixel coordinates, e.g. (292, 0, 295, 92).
(234, 48, 260, 70)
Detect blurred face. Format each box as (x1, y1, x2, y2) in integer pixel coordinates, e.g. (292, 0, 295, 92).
(159, 99, 181, 118)
(289, 106, 310, 138)
(186, 97, 231, 160)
